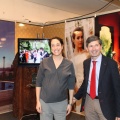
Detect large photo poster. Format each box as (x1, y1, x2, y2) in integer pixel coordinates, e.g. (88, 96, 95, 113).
(0, 20, 15, 112)
(95, 12, 120, 62)
(65, 18, 95, 59)
(65, 17, 95, 113)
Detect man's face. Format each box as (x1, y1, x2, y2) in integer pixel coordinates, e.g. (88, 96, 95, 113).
(86, 40, 102, 60)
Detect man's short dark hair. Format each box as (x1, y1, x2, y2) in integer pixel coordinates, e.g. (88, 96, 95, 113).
(86, 36, 102, 47)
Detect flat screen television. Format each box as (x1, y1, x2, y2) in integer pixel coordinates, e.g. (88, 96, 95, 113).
(18, 38, 51, 66)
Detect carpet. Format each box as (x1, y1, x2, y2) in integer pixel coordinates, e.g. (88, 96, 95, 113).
(67, 112, 85, 120)
(0, 111, 17, 120)
(21, 112, 85, 120)
(0, 111, 85, 120)
(20, 113, 39, 120)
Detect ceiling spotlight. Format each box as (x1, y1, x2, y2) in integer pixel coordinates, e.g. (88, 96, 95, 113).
(19, 23, 25, 27)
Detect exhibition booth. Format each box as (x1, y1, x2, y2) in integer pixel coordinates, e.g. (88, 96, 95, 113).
(0, 8, 120, 119)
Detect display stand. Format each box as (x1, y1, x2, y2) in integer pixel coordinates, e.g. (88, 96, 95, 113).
(13, 53, 38, 119)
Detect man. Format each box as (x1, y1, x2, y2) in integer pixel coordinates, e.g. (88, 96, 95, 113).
(73, 36, 120, 120)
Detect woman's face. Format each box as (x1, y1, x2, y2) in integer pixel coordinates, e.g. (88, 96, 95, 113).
(73, 31, 84, 49)
(51, 39, 63, 56)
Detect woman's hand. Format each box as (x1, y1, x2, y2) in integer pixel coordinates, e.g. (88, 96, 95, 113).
(36, 101, 42, 113)
(72, 97, 77, 104)
(66, 104, 72, 116)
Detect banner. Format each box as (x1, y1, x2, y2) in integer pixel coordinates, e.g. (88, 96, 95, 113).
(65, 18, 95, 59)
(65, 17, 95, 113)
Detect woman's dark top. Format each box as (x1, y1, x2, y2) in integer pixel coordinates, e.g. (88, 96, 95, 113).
(36, 56, 75, 103)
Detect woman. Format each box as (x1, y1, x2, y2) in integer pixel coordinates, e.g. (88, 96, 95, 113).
(36, 37, 75, 120)
(71, 27, 89, 91)
(71, 27, 89, 112)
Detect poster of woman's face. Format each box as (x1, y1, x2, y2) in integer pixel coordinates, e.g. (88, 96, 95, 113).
(65, 17, 95, 59)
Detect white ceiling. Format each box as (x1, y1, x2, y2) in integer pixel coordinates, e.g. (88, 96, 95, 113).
(26, 0, 120, 17)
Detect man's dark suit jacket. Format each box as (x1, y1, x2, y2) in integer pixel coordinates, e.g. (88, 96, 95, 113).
(74, 55, 120, 120)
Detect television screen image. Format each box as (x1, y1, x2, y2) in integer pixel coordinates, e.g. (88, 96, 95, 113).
(18, 38, 51, 66)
